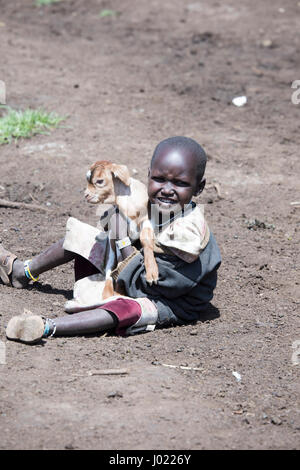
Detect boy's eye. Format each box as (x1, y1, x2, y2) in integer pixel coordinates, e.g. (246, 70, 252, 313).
(151, 176, 190, 187)
(173, 180, 190, 187)
(152, 176, 165, 183)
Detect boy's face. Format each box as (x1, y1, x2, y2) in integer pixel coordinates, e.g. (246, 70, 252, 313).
(148, 146, 204, 214)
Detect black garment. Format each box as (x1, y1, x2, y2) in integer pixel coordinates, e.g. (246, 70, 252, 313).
(115, 232, 221, 326)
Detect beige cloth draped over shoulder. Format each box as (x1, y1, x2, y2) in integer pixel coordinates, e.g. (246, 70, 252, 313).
(153, 204, 210, 263)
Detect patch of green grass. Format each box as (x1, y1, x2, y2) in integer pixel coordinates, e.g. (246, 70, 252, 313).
(99, 9, 118, 18)
(0, 106, 66, 145)
(35, 0, 61, 6)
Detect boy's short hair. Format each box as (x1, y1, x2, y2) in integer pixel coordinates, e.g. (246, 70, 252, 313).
(151, 136, 207, 181)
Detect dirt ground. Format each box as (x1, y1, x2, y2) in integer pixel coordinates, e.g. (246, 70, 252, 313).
(0, 0, 299, 451)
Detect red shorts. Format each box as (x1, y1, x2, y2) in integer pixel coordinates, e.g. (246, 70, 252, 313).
(100, 297, 158, 336)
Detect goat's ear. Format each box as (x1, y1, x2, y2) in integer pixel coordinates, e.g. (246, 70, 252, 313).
(86, 169, 92, 183)
(110, 164, 131, 186)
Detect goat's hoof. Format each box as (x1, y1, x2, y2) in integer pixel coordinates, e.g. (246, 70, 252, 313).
(146, 274, 159, 285)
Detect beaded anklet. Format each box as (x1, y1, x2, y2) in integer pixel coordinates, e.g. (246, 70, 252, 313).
(24, 259, 39, 282)
(43, 318, 57, 338)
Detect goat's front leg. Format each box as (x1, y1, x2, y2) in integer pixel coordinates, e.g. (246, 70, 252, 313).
(140, 224, 159, 285)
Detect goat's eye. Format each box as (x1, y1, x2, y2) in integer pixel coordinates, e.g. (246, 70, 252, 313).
(96, 179, 104, 185)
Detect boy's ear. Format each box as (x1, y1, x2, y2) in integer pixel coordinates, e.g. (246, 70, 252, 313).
(110, 164, 131, 186)
(195, 178, 206, 195)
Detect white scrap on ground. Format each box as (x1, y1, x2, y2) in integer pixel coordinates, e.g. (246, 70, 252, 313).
(232, 371, 242, 382)
(232, 96, 247, 107)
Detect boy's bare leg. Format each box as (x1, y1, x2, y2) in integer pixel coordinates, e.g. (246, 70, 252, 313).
(6, 307, 118, 343)
(11, 238, 75, 288)
(10, 210, 130, 288)
(52, 308, 117, 336)
(29, 238, 75, 276)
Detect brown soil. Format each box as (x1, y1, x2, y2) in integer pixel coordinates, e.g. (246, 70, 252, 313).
(0, 0, 299, 450)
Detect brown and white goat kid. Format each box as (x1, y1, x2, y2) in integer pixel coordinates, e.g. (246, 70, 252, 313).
(84, 160, 158, 299)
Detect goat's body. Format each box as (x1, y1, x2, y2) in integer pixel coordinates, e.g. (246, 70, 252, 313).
(114, 177, 149, 225)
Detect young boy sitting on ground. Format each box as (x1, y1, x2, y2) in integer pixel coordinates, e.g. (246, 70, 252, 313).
(1, 136, 221, 344)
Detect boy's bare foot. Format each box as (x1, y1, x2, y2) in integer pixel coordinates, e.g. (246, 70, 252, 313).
(6, 310, 45, 344)
(1, 239, 75, 289)
(11, 259, 30, 288)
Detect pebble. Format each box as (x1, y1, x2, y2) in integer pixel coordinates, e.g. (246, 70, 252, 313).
(261, 39, 273, 48)
(107, 391, 123, 398)
(243, 417, 251, 425)
(190, 329, 198, 335)
(65, 443, 76, 450)
(271, 416, 282, 425)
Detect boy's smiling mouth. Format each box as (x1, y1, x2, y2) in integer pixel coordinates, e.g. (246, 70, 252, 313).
(157, 197, 177, 204)
(153, 196, 180, 210)
(151, 197, 183, 215)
